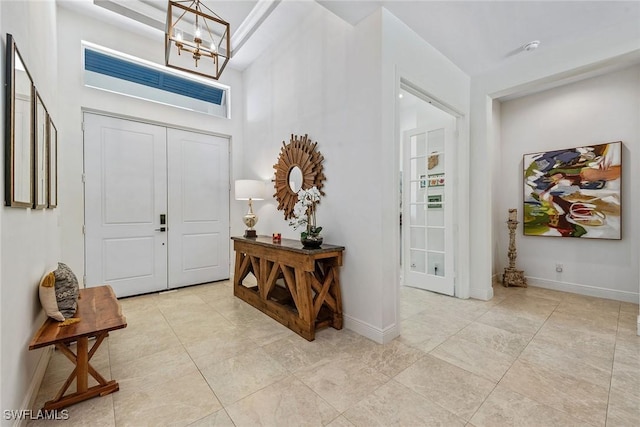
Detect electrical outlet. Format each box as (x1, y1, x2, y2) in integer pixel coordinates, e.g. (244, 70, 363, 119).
(555, 264, 563, 273)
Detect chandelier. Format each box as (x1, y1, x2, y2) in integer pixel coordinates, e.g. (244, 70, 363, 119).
(165, 0, 230, 80)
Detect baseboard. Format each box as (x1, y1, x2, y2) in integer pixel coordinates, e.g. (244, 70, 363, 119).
(14, 347, 52, 427)
(526, 276, 639, 303)
(469, 285, 493, 301)
(343, 314, 399, 344)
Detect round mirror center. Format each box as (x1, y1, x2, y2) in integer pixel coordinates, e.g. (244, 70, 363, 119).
(288, 166, 303, 193)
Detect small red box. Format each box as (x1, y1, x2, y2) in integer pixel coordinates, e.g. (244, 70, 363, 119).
(272, 233, 281, 243)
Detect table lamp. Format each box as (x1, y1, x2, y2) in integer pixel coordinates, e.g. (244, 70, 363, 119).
(235, 180, 265, 238)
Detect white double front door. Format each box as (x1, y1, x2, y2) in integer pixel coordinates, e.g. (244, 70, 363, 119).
(84, 113, 229, 297)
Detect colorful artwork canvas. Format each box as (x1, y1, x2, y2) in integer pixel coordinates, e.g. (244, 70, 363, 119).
(523, 141, 621, 239)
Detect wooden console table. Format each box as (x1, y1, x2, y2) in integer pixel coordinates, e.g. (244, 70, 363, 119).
(232, 236, 344, 341)
(29, 285, 127, 410)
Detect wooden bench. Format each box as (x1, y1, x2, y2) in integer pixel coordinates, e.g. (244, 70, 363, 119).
(232, 236, 344, 341)
(29, 285, 127, 410)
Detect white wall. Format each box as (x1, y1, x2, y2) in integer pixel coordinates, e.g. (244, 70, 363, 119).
(242, 4, 470, 342)
(56, 5, 246, 279)
(380, 10, 471, 314)
(497, 65, 640, 302)
(1, 1, 60, 423)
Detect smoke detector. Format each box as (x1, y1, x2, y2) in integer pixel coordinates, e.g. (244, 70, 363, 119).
(523, 40, 541, 51)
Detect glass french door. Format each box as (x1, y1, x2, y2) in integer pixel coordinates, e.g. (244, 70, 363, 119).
(402, 122, 455, 295)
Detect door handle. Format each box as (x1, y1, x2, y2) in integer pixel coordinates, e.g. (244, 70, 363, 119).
(155, 227, 166, 232)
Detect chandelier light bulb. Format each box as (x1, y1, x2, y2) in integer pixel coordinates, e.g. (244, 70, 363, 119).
(210, 41, 217, 53)
(175, 29, 182, 41)
(194, 25, 201, 39)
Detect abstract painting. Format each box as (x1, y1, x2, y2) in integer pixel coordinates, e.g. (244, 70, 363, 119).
(523, 141, 621, 239)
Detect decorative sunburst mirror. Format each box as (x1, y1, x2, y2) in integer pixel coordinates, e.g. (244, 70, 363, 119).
(273, 134, 325, 220)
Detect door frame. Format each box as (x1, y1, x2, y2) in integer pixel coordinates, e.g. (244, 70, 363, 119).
(396, 79, 466, 298)
(81, 108, 232, 291)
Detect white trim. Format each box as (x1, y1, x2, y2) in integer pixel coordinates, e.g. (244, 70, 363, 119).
(15, 347, 52, 427)
(526, 276, 639, 303)
(343, 315, 399, 344)
(470, 284, 494, 301)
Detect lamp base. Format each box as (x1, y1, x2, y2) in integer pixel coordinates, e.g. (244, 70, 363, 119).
(244, 229, 257, 238)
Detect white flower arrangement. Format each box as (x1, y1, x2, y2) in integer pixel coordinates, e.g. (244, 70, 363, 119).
(288, 186, 322, 237)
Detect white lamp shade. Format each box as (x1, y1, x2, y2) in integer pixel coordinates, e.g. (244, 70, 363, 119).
(235, 180, 265, 200)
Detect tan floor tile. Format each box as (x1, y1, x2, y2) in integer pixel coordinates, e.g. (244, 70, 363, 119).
(113, 370, 221, 426)
(534, 322, 616, 363)
(155, 289, 209, 311)
(546, 308, 618, 334)
(617, 311, 640, 338)
(235, 314, 296, 346)
(559, 293, 621, 313)
(117, 293, 159, 313)
(395, 355, 496, 420)
(29, 281, 639, 427)
(430, 335, 516, 382)
(353, 338, 424, 377)
(262, 334, 348, 373)
(185, 327, 259, 370)
(28, 394, 115, 427)
(611, 357, 640, 401)
(225, 376, 339, 426)
(325, 416, 356, 427)
(614, 337, 640, 365)
(619, 302, 639, 314)
(607, 388, 640, 427)
(471, 385, 596, 427)
(500, 359, 609, 425)
(516, 285, 567, 302)
(476, 309, 543, 339)
(494, 295, 559, 321)
(295, 355, 390, 413)
(519, 338, 613, 389)
(400, 312, 471, 351)
(344, 379, 465, 426)
(454, 322, 531, 358)
(188, 409, 235, 427)
(111, 345, 197, 392)
(201, 347, 289, 405)
(108, 322, 183, 366)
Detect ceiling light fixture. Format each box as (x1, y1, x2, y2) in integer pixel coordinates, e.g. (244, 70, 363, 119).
(165, 0, 230, 80)
(522, 40, 540, 52)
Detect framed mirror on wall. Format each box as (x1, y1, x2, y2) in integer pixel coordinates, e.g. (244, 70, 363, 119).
(34, 91, 48, 209)
(48, 119, 58, 208)
(273, 134, 325, 220)
(5, 33, 35, 207)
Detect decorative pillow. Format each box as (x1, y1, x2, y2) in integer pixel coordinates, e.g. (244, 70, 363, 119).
(39, 262, 79, 322)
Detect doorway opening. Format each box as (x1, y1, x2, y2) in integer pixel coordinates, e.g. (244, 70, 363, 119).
(83, 112, 231, 297)
(399, 81, 459, 297)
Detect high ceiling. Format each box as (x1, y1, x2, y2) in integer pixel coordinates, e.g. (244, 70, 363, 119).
(63, 0, 640, 76)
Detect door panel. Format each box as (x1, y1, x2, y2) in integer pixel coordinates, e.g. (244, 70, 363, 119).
(167, 128, 229, 288)
(84, 113, 168, 297)
(403, 122, 455, 295)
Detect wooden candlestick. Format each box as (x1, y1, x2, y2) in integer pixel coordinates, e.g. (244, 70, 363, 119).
(502, 216, 527, 288)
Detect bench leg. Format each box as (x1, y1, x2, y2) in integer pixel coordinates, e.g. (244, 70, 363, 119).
(43, 332, 119, 411)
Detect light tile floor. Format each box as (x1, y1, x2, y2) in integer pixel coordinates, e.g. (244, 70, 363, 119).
(29, 281, 639, 426)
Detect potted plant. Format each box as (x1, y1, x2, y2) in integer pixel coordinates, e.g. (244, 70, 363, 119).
(289, 186, 323, 248)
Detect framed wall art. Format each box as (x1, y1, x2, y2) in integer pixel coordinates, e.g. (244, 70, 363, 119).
(48, 118, 57, 208)
(523, 141, 621, 239)
(33, 90, 48, 209)
(5, 33, 34, 207)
